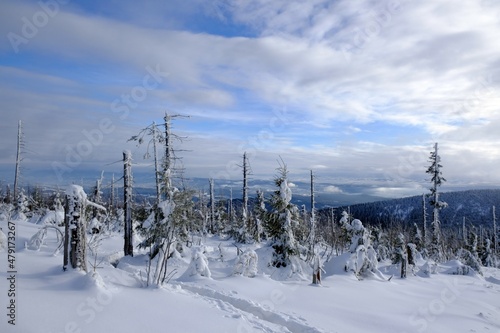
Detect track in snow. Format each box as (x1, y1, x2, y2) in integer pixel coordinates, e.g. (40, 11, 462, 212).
(176, 283, 335, 333)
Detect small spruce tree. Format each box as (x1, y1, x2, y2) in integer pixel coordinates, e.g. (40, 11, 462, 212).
(266, 161, 299, 268)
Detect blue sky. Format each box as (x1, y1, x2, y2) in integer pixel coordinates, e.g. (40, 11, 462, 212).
(1, 0, 500, 200)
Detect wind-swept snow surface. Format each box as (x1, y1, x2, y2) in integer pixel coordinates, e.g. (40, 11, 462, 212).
(1, 219, 499, 333)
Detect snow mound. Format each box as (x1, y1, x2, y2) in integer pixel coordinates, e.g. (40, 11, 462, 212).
(82, 271, 107, 290)
(323, 252, 354, 277)
(254, 245, 310, 281)
(38, 209, 64, 225)
(440, 260, 483, 278)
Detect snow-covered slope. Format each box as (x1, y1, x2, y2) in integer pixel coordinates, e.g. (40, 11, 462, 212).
(1, 219, 500, 333)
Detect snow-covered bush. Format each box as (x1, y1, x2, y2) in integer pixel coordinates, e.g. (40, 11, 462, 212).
(186, 246, 211, 278)
(340, 216, 369, 254)
(480, 239, 498, 268)
(345, 244, 378, 277)
(420, 260, 437, 276)
(27, 228, 47, 251)
(38, 209, 64, 226)
(12, 192, 29, 221)
(89, 217, 101, 234)
(456, 248, 482, 275)
(233, 249, 258, 277)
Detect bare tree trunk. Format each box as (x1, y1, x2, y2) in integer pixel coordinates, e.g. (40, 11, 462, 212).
(493, 206, 497, 255)
(163, 113, 172, 201)
(63, 198, 70, 271)
(14, 120, 22, 201)
(309, 170, 316, 256)
(422, 194, 427, 251)
(209, 178, 215, 234)
(152, 122, 161, 206)
(110, 173, 115, 212)
(123, 151, 133, 257)
(242, 152, 248, 219)
(64, 185, 88, 272)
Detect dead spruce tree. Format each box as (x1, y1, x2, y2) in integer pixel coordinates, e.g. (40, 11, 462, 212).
(426, 142, 447, 262)
(130, 113, 190, 286)
(14, 120, 23, 202)
(123, 151, 133, 257)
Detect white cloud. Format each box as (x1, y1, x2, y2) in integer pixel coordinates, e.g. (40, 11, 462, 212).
(324, 185, 343, 193)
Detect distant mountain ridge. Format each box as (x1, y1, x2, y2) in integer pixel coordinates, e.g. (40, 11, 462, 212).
(321, 189, 500, 228)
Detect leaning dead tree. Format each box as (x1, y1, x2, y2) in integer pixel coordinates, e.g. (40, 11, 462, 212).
(63, 185, 106, 272)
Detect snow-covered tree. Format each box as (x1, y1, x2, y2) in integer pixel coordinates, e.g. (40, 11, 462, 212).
(411, 223, 424, 252)
(12, 190, 29, 221)
(392, 233, 406, 264)
(233, 249, 258, 277)
(266, 161, 300, 268)
(344, 218, 380, 278)
(251, 189, 266, 242)
(426, 142, 447, 262)
(186, 246, 211, 278)
(480, 238, 497, 267)
(457, 248, 483, 275)
(465, 227, 479, 258)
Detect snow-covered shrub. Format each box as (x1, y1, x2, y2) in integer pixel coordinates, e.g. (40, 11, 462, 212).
(407, 243, 418, 266)
(456, 248, 482, 275)
(480, 239, 498, 268)
(89, 217, 101, 234)
(26, 226, 64, 253)
(27, 228, 47, 251)
(420, 260, 437, 276)
(340, 216, 370, 254)
(377, 245, 389, 261)
(348, 219, 365, 252)
(186, 247, 211, 278)
(345, 244, 378, 277)
(38, 209, 65, 226)
(233, 249, 258, 277)
(12, 192, 29, 221)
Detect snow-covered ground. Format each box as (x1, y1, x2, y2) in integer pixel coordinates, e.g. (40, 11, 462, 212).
(1, 218, 500, 333)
